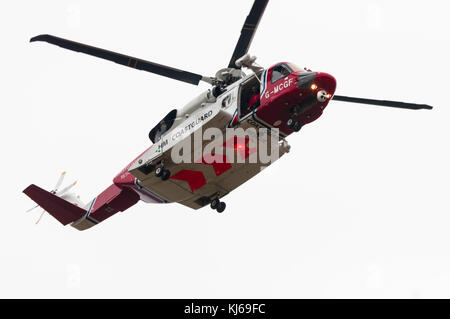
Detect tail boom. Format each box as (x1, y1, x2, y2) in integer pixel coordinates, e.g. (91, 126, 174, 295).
(72, 184, 140, 230)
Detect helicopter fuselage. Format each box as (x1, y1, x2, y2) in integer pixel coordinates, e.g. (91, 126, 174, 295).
(81, 62, 337, 231)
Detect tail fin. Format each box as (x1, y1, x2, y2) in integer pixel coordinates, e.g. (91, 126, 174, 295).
(23, 184, 87, 225)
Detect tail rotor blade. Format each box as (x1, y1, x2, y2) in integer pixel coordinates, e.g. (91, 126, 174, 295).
(35, 210, 45, 224)
(54, 171, 66, 192)
(26, 204, 40, 213)
(56, 181, 77, 196)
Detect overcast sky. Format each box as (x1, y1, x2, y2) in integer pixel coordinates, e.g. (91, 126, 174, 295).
(1, 0, 449, 298)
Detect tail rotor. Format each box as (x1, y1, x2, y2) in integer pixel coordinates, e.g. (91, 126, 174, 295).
(56, 180, 77, 196)
(26, 171, 77, 224)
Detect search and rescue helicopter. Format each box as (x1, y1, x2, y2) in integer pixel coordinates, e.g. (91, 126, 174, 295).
(24, 0, 433, 230)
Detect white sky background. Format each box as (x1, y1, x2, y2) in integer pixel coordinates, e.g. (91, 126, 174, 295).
(1, 0, 449, 298)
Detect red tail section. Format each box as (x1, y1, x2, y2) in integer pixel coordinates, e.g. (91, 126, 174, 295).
(23, 184, 87, 225)
(23, 183, 141, 230)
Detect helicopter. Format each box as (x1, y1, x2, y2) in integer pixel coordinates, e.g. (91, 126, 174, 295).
(23, 0, 432, 231)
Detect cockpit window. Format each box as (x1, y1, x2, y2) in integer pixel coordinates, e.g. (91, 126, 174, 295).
(286, 62, 303, 72)
(271, 64, 293, 83)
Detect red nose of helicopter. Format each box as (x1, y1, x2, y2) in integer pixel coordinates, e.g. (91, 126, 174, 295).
(312, 72, 337, 98)
(298, 71, 337, 103)
(282, 71, 337, 132)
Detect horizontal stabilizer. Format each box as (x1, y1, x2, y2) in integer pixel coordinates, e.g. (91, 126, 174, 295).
(23, 184, 86, 225)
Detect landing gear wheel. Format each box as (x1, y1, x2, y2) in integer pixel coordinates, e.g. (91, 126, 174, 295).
(287, 118, 296, 130)
(155, 166, 164, 177)
(210, 198, 220, 210)
(216, 202, 226, 213)
(293, 121, 302, 132)
(161, 169, 171, 181)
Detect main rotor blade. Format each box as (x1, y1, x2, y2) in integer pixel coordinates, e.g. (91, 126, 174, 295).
(228, 0, 269, 69)
(332, 95, 433, 110)
(30, 34, 204, 85)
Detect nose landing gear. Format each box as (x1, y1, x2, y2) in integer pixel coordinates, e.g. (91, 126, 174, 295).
(210, 198, 226, 213)
(287, 117, 302, 132)
(155, 165, 171, 181)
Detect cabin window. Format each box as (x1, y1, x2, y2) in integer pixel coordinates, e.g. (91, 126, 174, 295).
(239, 75, 260, 119)
(271, 64, 292, 84)
(148, 109, 177, 143)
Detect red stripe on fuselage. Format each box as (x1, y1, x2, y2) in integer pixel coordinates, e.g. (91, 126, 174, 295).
(170, 170, 206, 192)
(202, 154, 232, 176)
